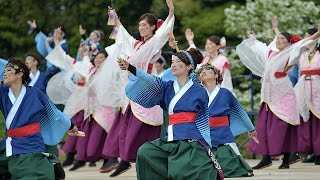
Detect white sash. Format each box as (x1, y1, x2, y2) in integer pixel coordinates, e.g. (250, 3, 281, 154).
(6, 85, 26, 157)
(167, 79, 193, 141)
(208, 86, 220, 107)
(28, 70, 40, 87)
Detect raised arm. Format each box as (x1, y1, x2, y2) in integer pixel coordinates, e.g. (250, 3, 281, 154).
(271, 16, 280, 36)
(153, 0, 175, 50)
(236, 33, 269, 77)
(185, 28, 196, 49)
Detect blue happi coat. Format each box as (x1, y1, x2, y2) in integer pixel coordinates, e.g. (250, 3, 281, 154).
(0, 85, 71, 157)
(207, 86, 255, 147)
(125, 68, 212, 147)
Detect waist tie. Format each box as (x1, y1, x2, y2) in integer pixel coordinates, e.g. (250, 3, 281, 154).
(209, 116, 229, 128)
(274, 72, 287, 78)
(301, 69, 320, 76)
(169, 112, 197, 125)
(7, 123, 40, 138)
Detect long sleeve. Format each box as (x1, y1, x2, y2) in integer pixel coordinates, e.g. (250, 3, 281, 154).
(236, 38, 270, 77)
(125, 68, 166, 108)
(115, 25, 136, 57)
(288, 39, 317, 66)
(153, 16, 175, 51)
(195, 98, 212, 147)
(45, 45, 74, 71)
(39, 91, 71, 145)
(229, 92, 255, 136)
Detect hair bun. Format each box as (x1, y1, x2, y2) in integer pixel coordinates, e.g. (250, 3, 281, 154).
(188, 48, 203, 64)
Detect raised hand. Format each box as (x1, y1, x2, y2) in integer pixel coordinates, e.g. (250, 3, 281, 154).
(79, 25, 86, 35)
(27, 20, 37, 29)
(271, 16, 280, 35)
(166, 0, 174, 19)
(108, 6, 120, 27)
(185, 28, 194, 42)
(168, 31, 179, 51)
(53, 27, 63, 46)
(271, 16, 279, 29)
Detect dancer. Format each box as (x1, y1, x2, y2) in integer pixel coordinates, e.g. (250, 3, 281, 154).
(295, 27, 320, 165)
(199, 63, 256, 177)
(236, 20, 319, 169)
(0, 57, 77, 179)
(100, 0, 175, 176)
(46, 30, 116, 170)
(118, 48, 222, 180)
(185, 28, 234, 92)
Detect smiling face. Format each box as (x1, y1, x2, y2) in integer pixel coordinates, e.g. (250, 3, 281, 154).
(93, 53, 107, 68)
(276, 34, 291, 51)
(171, 55, 191, 77)
(138, 19, 155, 39)
(3, 66, 22, 85)
(199, 64, 219, 84)
(205, 39, 220, 54)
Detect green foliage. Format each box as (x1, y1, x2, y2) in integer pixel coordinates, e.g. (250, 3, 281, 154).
(225, 0, 320, 41)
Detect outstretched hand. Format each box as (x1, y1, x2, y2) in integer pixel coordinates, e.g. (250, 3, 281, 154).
(117, 57, 129, 70)
(248, 130, 259, 144)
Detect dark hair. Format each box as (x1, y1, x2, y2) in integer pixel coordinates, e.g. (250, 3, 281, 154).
(207, 36, 221, 45)
(280, 32, 292, 43)
(174, 48, 203, 74)
(91, 49, 108, 66)
(7, 57, 31, 85)
(306, 28, 317, 36)
(25, 53, 42, 68)
(139, 13, 158, 34)
(199, 63, 222, 84)
(306, 28, 320, 51)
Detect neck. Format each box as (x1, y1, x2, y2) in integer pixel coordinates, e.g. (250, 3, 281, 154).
(203, 80, 216, 93)
(157, 69, 164, 75)
(143, 34, 153, 42)
(177, 75, 190, 88)
(31, 67, 38, 74)
(207, 52, 218, 58)
(10, 82, 23, 97)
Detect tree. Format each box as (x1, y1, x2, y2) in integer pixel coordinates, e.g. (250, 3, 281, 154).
(224, 0, 320, 41)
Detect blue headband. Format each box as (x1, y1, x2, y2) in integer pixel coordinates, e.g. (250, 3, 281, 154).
(182, 51, 196, 70)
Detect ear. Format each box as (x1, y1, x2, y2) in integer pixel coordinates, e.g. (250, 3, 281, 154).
(151, 25, 156, 31)
(187, 64, 192, 70)
(17, 72, 24, 78)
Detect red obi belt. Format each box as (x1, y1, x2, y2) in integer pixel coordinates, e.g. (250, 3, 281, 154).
(301, 69, 320, 76)
(7, 123, 40, 138)
(169, 112, 197, 125)
(209, 116, 229, 128)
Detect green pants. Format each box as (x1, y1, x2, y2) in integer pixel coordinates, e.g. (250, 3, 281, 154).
(213, 145, 252, 177)
(0, 143, 56, 180)
(8, 152, 55, 180)
(136, 138, 217, 180)
(0, 143, 9, 177)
